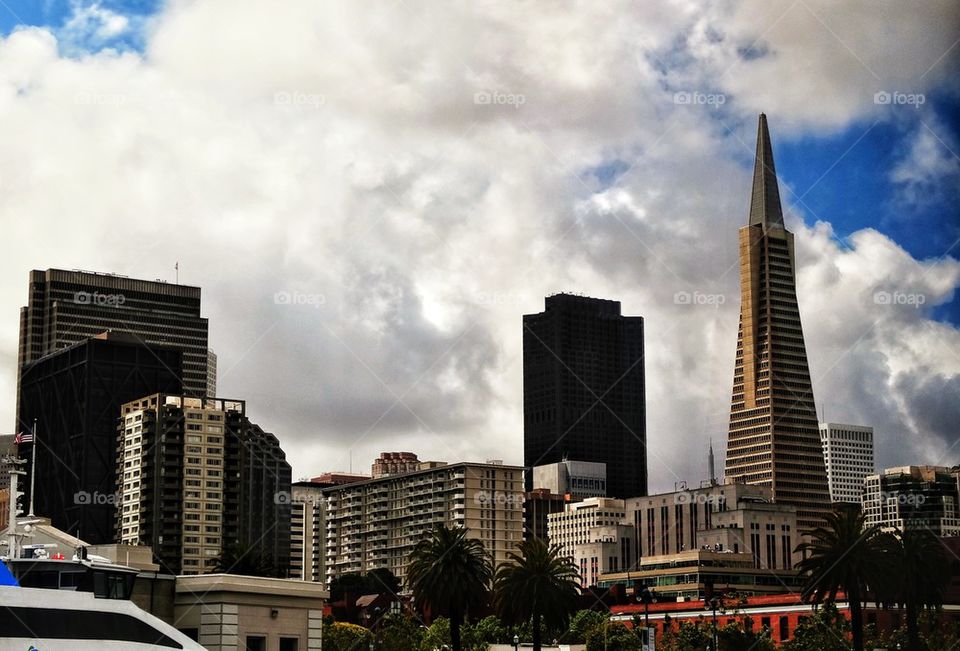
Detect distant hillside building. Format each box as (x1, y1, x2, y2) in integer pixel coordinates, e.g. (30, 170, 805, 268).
(819, 423, 875, 503)
(117, 394, 291, 576)
(371, 452, 421, 478)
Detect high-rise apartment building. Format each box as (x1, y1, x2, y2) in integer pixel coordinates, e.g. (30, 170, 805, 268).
(289, 481, 326, 583)
(863, 466, 960, 535)
(324, 461, 523, 587)
(17, 333, 183, 542)
(523, 294, 646, 499)
(725, 115, 831, 531)
(546, 497, 634, 588)
(117, 394, 291, 575)
(18, 269, 211, 399)
(819, 423, 875, 503)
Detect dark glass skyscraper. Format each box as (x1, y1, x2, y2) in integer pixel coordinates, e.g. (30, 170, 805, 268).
(725, 114, 830, 531)
(523, 294, 646, 499)
(17, 332, 184, 542)
(18, 269, 212, 401)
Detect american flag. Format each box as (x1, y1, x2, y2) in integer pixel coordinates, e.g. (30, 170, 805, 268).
(15, 430, 33, 445)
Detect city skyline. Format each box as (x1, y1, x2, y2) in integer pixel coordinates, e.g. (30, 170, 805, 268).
(0, 2, 957, 494)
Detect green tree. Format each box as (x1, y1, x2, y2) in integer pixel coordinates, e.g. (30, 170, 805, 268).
(493, 538, 580, 651)
(567, 609, 607, 644)
(462, 615, 510, 650)
(892, 528, 950, 651)
(420, 617, 450, 651)
(795, 506, 894, 651)
(372, 613, 423, 651)
(782, 602, 851, 651)
(324, 621, 374, 650)
(407, 525, 493, 651)
(585, 621, 642, 651)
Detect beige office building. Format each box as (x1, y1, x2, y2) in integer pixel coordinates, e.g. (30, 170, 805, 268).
(289, 482, 326, 583)
(324, 461, 523, 586)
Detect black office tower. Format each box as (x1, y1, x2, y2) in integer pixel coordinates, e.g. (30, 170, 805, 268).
(18, 269, 212, 399)
(523, 294, 647, 498)
(17, 333, 183, 543)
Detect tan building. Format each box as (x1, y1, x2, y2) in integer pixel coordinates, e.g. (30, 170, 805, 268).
(598, 549, 804, 601)
(626, 482, 800, 570)
(371, 451, 421, 478)
(175, 574, 327, 651)
(324, 461, 524, 586)
(725, 114, 831, 531)
(547, 497, 627, 561)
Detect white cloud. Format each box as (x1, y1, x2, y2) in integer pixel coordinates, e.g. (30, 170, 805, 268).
(0, 1, 958, 489)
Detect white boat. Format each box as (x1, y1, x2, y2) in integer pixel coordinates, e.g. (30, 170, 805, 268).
(1, 557, 206, 650)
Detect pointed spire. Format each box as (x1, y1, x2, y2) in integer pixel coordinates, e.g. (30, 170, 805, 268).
(708, 438, 716, 486)
(748, 113, 785, 230)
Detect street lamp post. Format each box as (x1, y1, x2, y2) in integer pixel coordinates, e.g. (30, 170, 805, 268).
(513, 633, 520, 650)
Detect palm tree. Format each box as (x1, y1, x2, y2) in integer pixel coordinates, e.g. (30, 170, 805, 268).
(494, 538, 581, 651)
(795, 506, 895, 651)
(407, 524, 493, 651)
(892, 528, 949, 650)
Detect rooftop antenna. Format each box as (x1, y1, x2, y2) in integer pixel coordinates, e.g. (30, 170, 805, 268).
(175, 261, 179, 284)
(708, 438, 717, 486)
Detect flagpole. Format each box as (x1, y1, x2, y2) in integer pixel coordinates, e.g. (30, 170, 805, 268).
(28, 419, 37, 517)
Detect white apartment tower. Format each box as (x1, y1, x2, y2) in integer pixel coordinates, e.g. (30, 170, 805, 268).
(819, 423, 875, 503)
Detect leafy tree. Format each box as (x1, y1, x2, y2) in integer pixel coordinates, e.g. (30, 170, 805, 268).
(892, 528, 950, 651)
(782, 602, 851, 651)
(373, 613, 423, 651)
(494, 538, 580, 651)
(367, 567, 402, 595)
(324, 621, 373, 651)
(585, 621, 642, 651)
(717, 617, 776, 651)
(420, 616, 450, 651)
(463, 615, 509, 650)
(407, 525, 493, 651)
(330, 568, 403, 602)
(795, 506, 894, 651)
(329, 572, 370, 602)
(566, 609, 607, 644)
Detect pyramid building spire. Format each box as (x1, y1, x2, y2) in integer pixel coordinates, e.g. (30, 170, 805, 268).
(748, 113, 785, 230)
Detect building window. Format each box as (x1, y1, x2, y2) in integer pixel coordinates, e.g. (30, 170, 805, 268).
(279, 638, 299, 651)
(245, 636, 266, 651)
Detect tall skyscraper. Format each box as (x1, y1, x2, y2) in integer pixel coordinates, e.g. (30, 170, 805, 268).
(18, 269, 211, 400)
(523, 294, 646, 499)
(117, 394, 291, 575)
(819, 422, 875, 503)
(17, 332, 183, 542)
(725, 114, 831, 531)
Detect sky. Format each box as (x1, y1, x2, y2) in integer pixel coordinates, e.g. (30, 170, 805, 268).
(0, 0, 958, 492)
